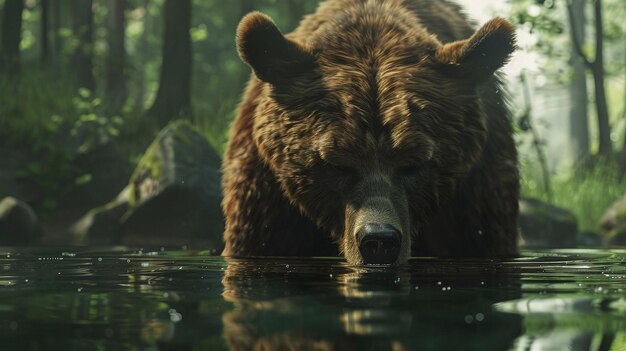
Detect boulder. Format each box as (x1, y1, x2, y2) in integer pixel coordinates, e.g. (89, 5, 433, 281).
(0, 197, 43, 245)
(518, 198, 578, 248)
(69, 187, 130, 245)
(598, 195, 626, 246)
(70, 121, 224, 250)
(576, 230, 603, 247)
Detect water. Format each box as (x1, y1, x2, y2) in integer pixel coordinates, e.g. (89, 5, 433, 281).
(0, 248, 625, 351)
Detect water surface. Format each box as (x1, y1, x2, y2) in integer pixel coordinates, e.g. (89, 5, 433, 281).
(0, 248, 625, 350)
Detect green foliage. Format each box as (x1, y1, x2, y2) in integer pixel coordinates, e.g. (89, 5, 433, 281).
(521, 159, 626, 231)
(0, 67, 123, 213)
(71, 88, 124, 154)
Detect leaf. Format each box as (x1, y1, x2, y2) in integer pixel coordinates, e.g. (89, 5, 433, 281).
(75, 174, 93, 186)
(78, 88, 91, 99)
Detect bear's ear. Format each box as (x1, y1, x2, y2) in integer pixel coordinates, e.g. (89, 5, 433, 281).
(236, 12, 314, 84)
(433, 18, 516, 82)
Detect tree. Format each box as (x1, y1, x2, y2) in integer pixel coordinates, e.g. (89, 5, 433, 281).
(566, 0, 612, 155)
(51, 0, 62, 60)
(40, 0, 50, 64)
(105, 0, 127, 113)
(132, 0, 150, 112)
(147, 0, 192, 128)
(568, 0, 589, 162)
(72, 0, 95, 91)
(1, 0, 24, 73)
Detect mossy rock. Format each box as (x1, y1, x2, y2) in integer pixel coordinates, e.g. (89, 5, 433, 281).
(518, 198, 578, 248)
(0, 196, 43, 245)
(70, 121, 224, 249)
(598, 195, 626, 246)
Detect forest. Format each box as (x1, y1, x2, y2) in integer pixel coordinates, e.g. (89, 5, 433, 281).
(0, 0, 625, 249)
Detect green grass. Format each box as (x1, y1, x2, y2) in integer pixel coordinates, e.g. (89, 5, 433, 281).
(521, 160, 626, 232)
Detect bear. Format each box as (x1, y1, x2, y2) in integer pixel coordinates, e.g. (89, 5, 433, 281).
(222, 0, 519, 265)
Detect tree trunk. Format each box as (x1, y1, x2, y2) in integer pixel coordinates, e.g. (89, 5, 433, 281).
(592, 0, 612, 155)
(147, 0, 192, 128)
(105, 0, 127, 113)
(1, 0, 24, 73)
(568, 0, 589, 163)
(133, 0, 150, 112)
(51, 0, 61, 59)
(72, 0, 95, 91)
(40, 0, 50, 64)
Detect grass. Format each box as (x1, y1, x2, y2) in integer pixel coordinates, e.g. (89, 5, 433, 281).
(521, 159, 626, 232)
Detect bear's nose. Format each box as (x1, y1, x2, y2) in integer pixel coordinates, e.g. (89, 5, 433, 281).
(357, 223, 401, 264)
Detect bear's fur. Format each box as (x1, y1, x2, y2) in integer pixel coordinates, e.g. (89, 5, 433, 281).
(222, 0, 519, 264)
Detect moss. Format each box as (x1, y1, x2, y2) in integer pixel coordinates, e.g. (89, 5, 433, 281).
(617, 201, 626, 221)
(126, 120, 204, 207)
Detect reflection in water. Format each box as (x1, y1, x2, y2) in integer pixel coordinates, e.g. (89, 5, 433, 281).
(221, 258, 522, 350)
(0, 248, 624, 350)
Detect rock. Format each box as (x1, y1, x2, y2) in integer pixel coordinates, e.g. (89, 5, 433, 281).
(576, 231, 603, 247)
(518, 198, 578, 248)
(598, 195, 626, 246)
(69, 188, 130, 245)
(70, 121, 224, 249)
(0, 197, 43, 245)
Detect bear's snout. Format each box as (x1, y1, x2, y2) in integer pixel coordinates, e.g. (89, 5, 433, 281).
(357, 223, 401, 264)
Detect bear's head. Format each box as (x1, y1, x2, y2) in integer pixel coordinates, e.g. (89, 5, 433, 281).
(236, 9, 515, 265)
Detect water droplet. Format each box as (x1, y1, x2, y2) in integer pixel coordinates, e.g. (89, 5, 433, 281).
(475, 313, 485, 322)
(285, 264, 290, 269)
(97, 257, 102, 262)
(464, 315, 474, 324)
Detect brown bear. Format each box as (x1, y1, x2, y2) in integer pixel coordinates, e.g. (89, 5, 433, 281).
(222, 0, 519, 265)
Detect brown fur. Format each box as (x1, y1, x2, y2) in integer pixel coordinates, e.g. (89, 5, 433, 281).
(222, 0, 520, 264)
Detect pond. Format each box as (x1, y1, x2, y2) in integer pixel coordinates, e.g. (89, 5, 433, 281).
(0, 248, 625, 351)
